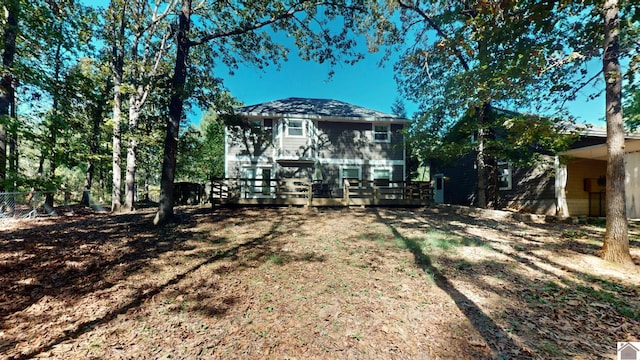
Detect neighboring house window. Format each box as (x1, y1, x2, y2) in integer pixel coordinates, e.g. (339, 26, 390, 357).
(498, 161, 512, 190)
(340, 166, 361, 188)
(373, 124, 390, 142)
(287, 119, 304, 136)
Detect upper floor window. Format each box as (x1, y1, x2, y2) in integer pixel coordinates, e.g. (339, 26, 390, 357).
(287, 120, 304, 136)
(373, 124, 390, 142)
(249, 119, 262, 128)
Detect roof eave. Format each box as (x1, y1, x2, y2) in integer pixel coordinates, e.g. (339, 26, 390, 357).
(238, 112, 410, 123)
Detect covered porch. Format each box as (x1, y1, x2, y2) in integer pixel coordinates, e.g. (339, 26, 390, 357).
(556, 138, 640, 218)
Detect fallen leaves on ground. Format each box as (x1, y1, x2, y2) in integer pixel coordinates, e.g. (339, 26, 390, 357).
(0, 205, 638, 359)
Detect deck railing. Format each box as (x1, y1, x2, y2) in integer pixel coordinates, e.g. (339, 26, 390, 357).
(210, 178, 432, 206)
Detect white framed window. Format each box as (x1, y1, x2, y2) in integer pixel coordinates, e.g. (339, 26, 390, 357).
(373, 124, 390, 142)
(498, 161, 512, 191)
(287, 119, 304, 137)
(372, 167, 392, 186)
(372, 168, 392, 180)
(340, 166, 361, 188)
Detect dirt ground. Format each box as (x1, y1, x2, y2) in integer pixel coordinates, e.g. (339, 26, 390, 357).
(1, 205, 639, 359)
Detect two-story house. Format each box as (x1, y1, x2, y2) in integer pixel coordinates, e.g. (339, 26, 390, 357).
(224, 97, 409, 199)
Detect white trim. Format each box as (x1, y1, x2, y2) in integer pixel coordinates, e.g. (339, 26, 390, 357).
(228, 155, 272, 163)
(227, 157, 404, 166)
(316, 158, 405, 166)
(554, 156, 568, 217)
(224, 126, 229, 178)
(402, 127, 406, 180)
(240, 113, 409, 124)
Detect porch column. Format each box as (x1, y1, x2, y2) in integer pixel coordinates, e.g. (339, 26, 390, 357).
(555, 156, 569, 217)
(625, 152, 640, 219)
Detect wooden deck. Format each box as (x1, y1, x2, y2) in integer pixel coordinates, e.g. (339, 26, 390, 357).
(210, 178, 433, 207)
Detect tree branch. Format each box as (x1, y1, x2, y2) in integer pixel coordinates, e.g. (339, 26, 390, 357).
(188, 1, 365, 47)
(559, 68, 604, 110)
(397, 0, 471, 71)
(189, 3, 309, 46)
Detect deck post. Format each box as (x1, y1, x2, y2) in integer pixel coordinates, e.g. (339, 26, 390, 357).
(343, 178, 350, 206)
(307, 182, 312, 207)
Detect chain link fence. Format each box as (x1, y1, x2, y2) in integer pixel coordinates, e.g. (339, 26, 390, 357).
(0, 191, 74, 220)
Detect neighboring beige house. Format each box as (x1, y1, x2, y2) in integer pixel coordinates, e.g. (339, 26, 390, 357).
(224, 97, 409, 198)
(427, 120, 640, 218)
(557, 127, 640, 218)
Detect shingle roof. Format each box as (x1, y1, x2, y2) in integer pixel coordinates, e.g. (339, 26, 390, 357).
(236, 97, 408, 122)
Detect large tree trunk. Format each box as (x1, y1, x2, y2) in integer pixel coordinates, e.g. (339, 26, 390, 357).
(476, 126, 487, 208)
(601, 0, 633, 264)
(110, 2, 126, 212)
(476, 103, 493, 209)
(81, 86, 106, 207)
(111, 87, 122, 212)
(45, 130, 57, 207)
(0, 0, 18, 191)
(123, 105, 140, 211)
(154, 0, 191, 225)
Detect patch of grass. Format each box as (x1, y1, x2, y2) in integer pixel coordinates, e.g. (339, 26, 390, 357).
(401, 237, 431, 266)
(540, 340, 563, 357)
(419, 230, 485, 251)
(268, 254, 283, 265)
(561, 230, 584, 239)
(541, 281, 560, 293)
(453, 260, 473, 271)
(577, 285, 640, 320)
(359, 232, 388, 244)
(586, 217, 606, 227)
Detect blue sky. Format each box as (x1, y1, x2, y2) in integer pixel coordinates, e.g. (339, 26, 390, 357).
(218, 51, 608, 126)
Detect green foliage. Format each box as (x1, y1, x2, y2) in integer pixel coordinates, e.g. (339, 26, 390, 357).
(390, 96, 407, 118)
(625, 87, 640, 131)
(175, 103, 234, 183)
(387, 2, 589, 162)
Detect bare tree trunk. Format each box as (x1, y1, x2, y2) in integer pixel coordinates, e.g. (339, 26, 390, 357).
(110, 2, 126, 212)
(486, 156, 498, 209)
(124, 104, 140, 211)
(154, 0, 191, 225)
(601, 0, 632, 264)
(112, 87, 122, 212)
(476, 104, 488, 208)
(45, 129, 57, 207)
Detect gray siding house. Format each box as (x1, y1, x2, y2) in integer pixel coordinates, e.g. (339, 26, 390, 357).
(224, 97, 408, 198)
